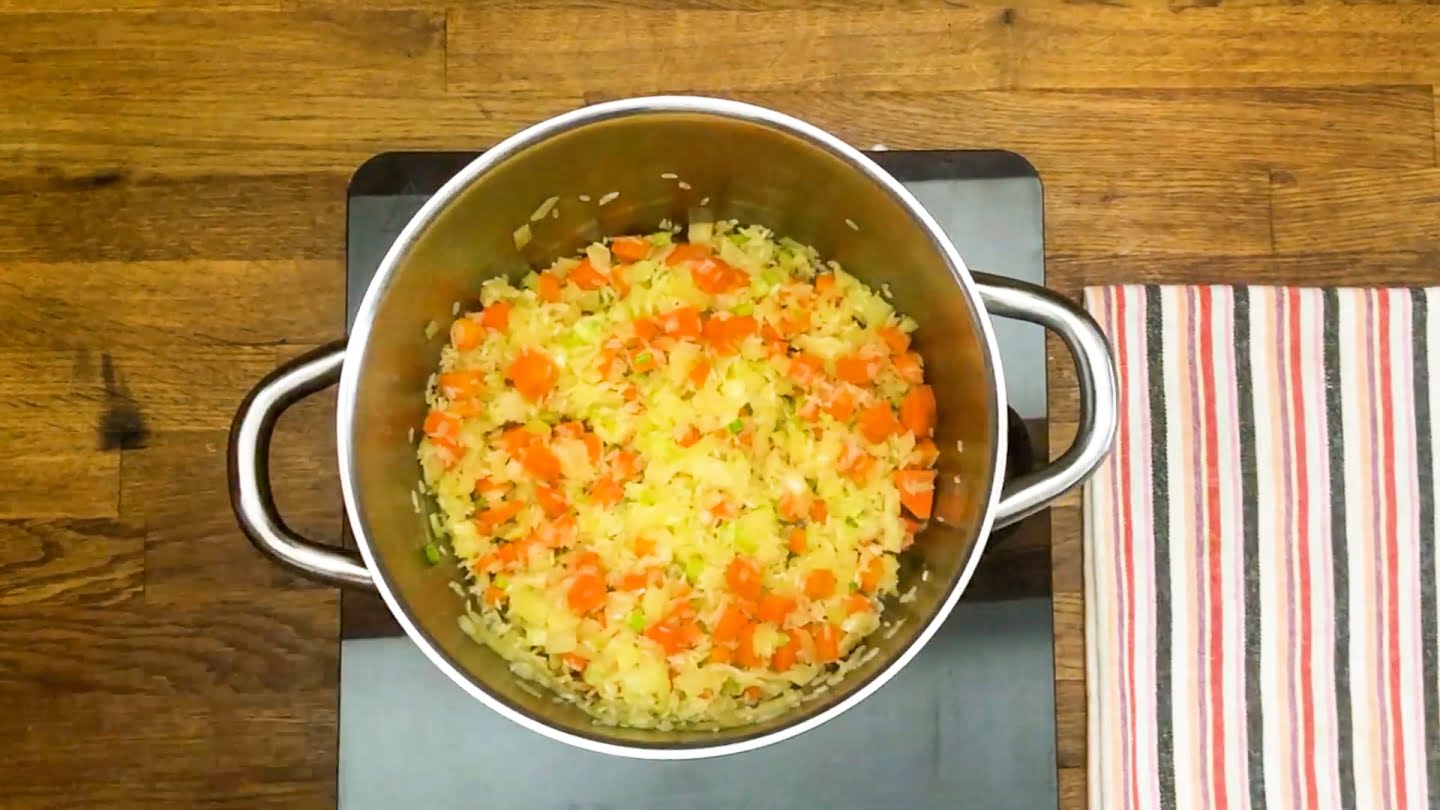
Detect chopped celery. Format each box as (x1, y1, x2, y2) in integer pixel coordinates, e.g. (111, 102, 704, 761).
(727, 419, 745, 434)
(422, 543, 441, 565)
(635, 351, 654, 366)
(683, 556, 705, 583)
(626, 609, 646, 632)
(574, 315, 605, 343)
(732, 302, 754, 316)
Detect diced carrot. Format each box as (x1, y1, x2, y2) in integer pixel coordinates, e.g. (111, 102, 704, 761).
(814, 273, 836, 295)
(902, 516, 925, 535)
(877, 325, 909, 354)
(735, 622, 763, 668)
(804, 569, 837, 600)
(702, 314, 749, 355)
(611, 264, 631, 296)
(778, 312, 810, 338)
(597, 347, 623, 380)
(771, 633, 799, 672)
(787, 354, 823, 386)
(535, 483, 568, 517)
(911, 437, 940, 467)
(688, 359, 711, 387)
(537, 514, 577, 548)
(713, 604, 749, 643)
(438, 370, 486, 404)
(610, 235, 650, 262)
(690, 257, 749, 295)
(900, 384, 937, 437)
(473, 476, 510, 499)
(495, 537, 538, 568)
(894, 351, 925, 384)
(633, 536, 655, 557)
(632, 317, 659, 343)
(423, 409, 462, 441)
(582, 432, 602, 463)
(475, 501, 523, 532)
(812, 623, 841, 663)
(619, 571, 650, 591)
(612, 450, 642, 481)
(726, 556, 763, 602)
(506, 349, 558, 402)
(500, 425, 535, 456)
(537, 272, 562, 303)
(894, 469, 937, 519)
(567, 572, 607, 614)
(569, 258, 608, 290)
(589, 476, 624, 507)
(517, 443, 561, 481)
(708, 645, 733, 665)
(554, 421, 585, 440)
(857, 403, 901, 444)
(844, 593, 874, 615)
(664, 243, 711, 266)
(809, 499, 828, 523)
(561, 652, 589, 672)
(429, 434, 462, 466)
(797, 400, 820, 422)
(744, 685, 763, 701)
(842, 452, 875, 484)
(787, 527, 807, 554)
(859, 556, 886, 593)
(778, 492, 811, 522)
(450, 316, 486, 351)
(645, 619, 684, 654)
(659, 306, 703, 339)
(675, 425, 701, 448)
(569, 550, 603, 574)
(824, 387, 857, 422)
(630, 346, 659, 373)
(835, 353, 879, 386)
(479, 300, 513, 331)
(483, 586, 506, 607)
(623, 384, 639, 402)
(757, 593, 797, 625)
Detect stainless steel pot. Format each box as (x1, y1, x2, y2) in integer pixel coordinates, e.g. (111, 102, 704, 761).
(229, 97, 1116, 759)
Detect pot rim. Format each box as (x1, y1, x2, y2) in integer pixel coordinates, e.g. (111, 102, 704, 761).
(335, 95, 1009, 759)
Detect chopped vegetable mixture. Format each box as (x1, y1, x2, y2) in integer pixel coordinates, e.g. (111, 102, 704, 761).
(418, 222, 938, 728)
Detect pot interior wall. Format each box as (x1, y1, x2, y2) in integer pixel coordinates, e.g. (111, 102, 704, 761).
(344, 106, 1002, 749)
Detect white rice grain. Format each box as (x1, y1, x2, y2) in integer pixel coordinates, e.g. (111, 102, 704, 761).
(598, 191, 619, 206)
(530, 195, 560, 221)
(423, 320, 439, 339)
(844, 218, 859, 231)
(513, 223, 532, 249)
(451, 300, 460, 316)
(578, 194, 592, 202)
(407, 427, 414, 444)
(660, 172, 678, 180)
(677, 180, 692, 190)
(410, 490, 421, 514)
(700, 196, 710, 206)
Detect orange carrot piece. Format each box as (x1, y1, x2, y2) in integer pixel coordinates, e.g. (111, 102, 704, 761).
(475, 501, 523, 532)
(567, 572, 607, 614)
(726, 556, 763, 602)
(757, 593, 797, 625)
(610, 235, 650, 262)
(894, 469, 937, 519)
(500, 425, 535, 456)
(787, 354, 823, 386)
(708, 645, 733, 665)
(894, 351, 925, 384)
(658, 306, 703, 339)
(809, 499, 828, 523)
(423, 409, 462, 441)
(612, 450, 642, 481)
(505, 348, 558, 402)
(632, 536, 655, 557)
(582, 432, 602, 464)
(771, 633, 799, 672)
(877, 325, 909, 354)
(835, 353, 879, 386)
(537, 272, 562, 303)
(735, 622, 763, 668)
(778, 492, 810, 522)
(857, 403, 901, 443)
(675, 425, 701, 448)
(479, 300, 512, 331)
(688, 358, 711, 387)
(450, 317, 486, 351)
(911, 437, 940, 467)
(814, 273, 836, 295)
(535, 483, 568, 517)
(824, 387, 857, 422)
(589, 477, 624, 507)
(569, 258, 608, 290)
(437, 370, 486, 403)
(812, 623, 841, 663)
(900, 384, 937, 437)
(713, 604, 749, 644)
(787, 527, 807, 554)
(664, 243, 711, 266)
(844, 593, 874, 615)
(618, 571, 650, 591)
(561, 652, 589, 672)
(537, 514, 577, 548)
(553, 421, 585, 440)
(804, 569, 837, 600)
(518, 443, 562, 481)
(632, 317, 659, 343)
(859, 556, 886, 593)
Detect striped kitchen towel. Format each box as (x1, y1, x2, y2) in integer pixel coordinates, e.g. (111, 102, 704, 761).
(1083, 286, 1440, 810)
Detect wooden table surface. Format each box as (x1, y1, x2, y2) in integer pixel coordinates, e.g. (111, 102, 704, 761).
(2, 2, 1437, 807)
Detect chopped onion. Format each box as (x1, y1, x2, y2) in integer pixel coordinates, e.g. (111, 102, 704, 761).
(513, 223, 532, 249)
(530, 195, 559, 221)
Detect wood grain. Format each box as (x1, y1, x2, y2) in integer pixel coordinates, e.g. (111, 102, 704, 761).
(0, 3, 1435, 809)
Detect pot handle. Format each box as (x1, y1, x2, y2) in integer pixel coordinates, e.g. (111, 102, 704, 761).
(973, 273, 1118, 529)
(227, 341, 376, 589)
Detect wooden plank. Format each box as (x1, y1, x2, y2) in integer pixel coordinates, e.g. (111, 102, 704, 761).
(1047, 166, 1273, 257)
(1271, 168, 1440, 254)
(0, 519, 143, 606)
(0, 691, 334, 810)
(1054, 678, 1086, 770)
(447, 5, 1011, 94)
(0, 260, 341, 348)
(0, 445, 119, 520)
(1052, 251, 1440, 289)
(0, 590, 335, 694)
(1059, 766, 1086, 810)
(1010, 5, 1440, 88)
(1052, 590, 1084, 681)
(0, 173, 347, 262)
(2, 92, 582, 179)
(0, 10, 444, 97)
(675, 86, 1439, 172)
